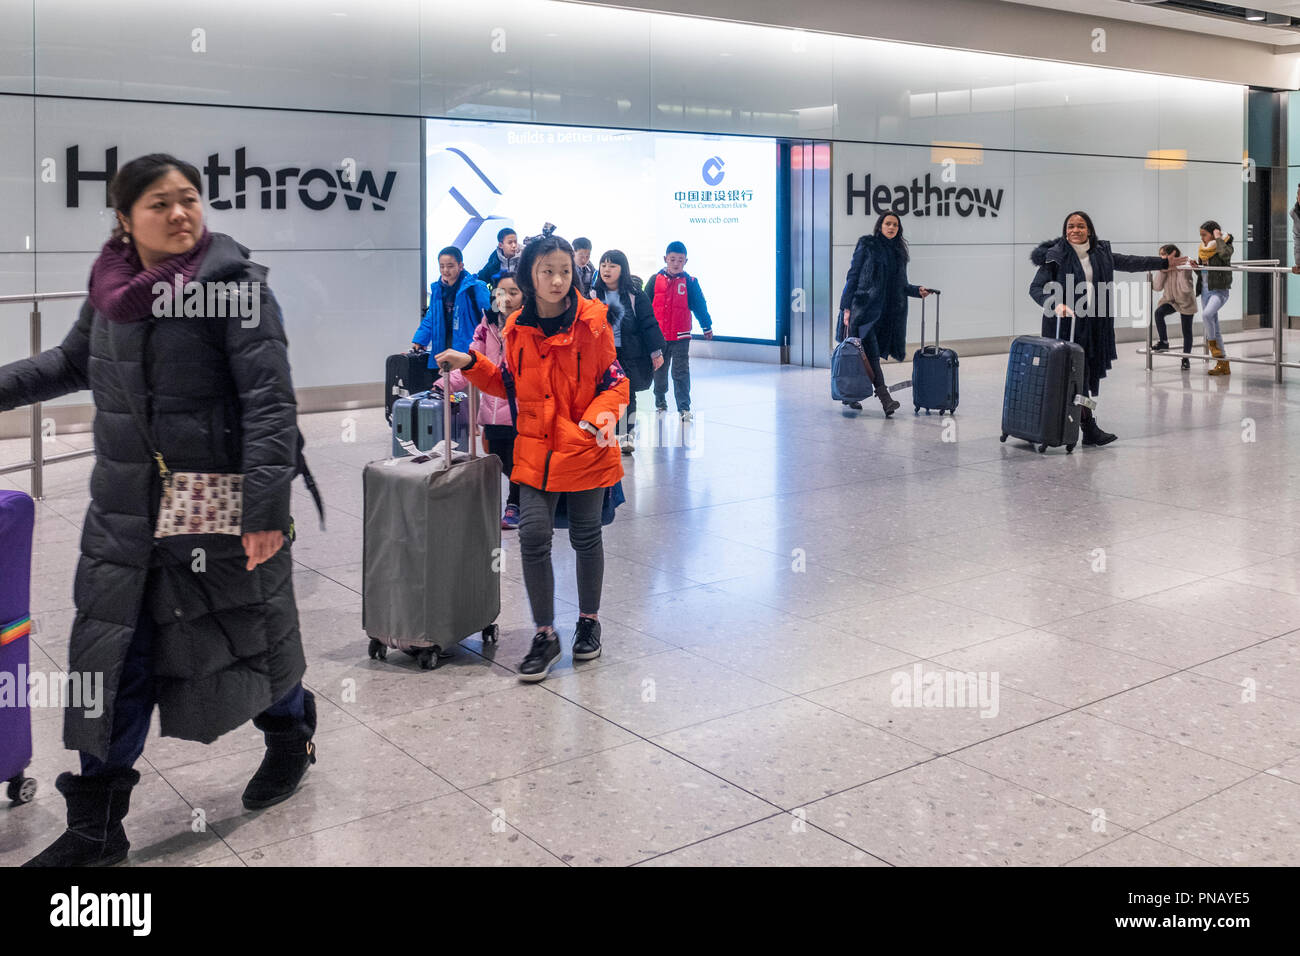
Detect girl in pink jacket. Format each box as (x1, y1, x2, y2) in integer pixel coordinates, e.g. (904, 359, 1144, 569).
(452, 272, 522, 528)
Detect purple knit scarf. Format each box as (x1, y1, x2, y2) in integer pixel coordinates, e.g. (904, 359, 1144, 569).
(88, 229, 214, 324)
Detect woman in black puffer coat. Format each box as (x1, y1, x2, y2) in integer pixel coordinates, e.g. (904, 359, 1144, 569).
(1029, 210, 1186, 445)
(591, 249, 666, 453)
(839, 212, 931, 416)
(0, 154, 320, 867)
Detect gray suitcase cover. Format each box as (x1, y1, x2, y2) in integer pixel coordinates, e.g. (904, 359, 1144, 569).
(362, 454, 502, 651)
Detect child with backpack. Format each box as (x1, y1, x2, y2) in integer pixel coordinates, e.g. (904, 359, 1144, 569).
(651, 241, 713, 421)
(450, 271, 523, 528)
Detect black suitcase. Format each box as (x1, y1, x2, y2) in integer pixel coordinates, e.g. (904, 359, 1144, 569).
(385, 349, 436, 424)
(912, 291, 957, 416)
(1000, 317, 1087, 454)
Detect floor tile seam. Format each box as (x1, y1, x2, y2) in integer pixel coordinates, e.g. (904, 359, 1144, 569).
(232, 789, 567, 867)
(1054, 828, 1221, 868)
(937, 747, 1208, 836)
(625, 809, 788, 867)
(1040, 627, 1284, 680)
(907, 578, 1130, 634)
(1124, 769, 1293, 864)
(147, 721, 368, 776)
(1070, 706, 1300, 778)
(630, 808, 896, 868)
(451, 744, 781, 868)
(131, 755, 244, 865)
(1009, 556, 1216, 600)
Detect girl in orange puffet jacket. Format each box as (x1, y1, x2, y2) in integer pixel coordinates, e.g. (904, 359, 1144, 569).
(437, 234, 629, 684)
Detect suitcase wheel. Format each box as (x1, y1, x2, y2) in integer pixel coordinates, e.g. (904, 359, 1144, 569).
(914, 406, 919, 415)
(1066, 442, 1076, 454)
(482, 624, 499, 644)
(367, 638, 388, 661)
(1038, 444, 1048, 454)
(416, 648, 440, 671)
(7, 775, 36, 805)
(1000, 433, 1008, 443)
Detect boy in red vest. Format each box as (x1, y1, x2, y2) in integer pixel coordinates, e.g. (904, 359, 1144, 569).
(651, 241, 713, 421)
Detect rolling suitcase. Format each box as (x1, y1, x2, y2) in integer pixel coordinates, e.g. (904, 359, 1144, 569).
(912, 290, 958, 416)
(390, 389, 469, 457)
(831, 337, 877, 403)
(415, 390, 470, 455)
(363, 370, 501, 671)
(0, 490, 37, 805)
(385, 349, 436, 424)
(1000, 316, 1088, 454)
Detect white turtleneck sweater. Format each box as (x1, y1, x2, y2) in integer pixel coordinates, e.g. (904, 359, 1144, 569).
(1070, 240, 1094, 313)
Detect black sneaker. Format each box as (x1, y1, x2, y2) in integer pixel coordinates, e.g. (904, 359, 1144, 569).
(518, 631, 562, 682)
(1181, 357, 1191, 370)
(1152, 341, 1170, 352)
(572, 618, 602, 661)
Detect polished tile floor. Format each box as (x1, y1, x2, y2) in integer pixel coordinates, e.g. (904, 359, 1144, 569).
(3, 337, 1299, 866)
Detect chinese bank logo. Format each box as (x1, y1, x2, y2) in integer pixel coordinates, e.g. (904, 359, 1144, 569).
(702, 156, 726, 186)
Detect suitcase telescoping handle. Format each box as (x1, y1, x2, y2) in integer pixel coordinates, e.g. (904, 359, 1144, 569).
(439, 362, 455, 470)
(919, 289, 942, 351)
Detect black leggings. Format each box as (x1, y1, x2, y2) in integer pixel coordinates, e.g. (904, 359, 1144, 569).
(1154, 304, 1194, 353)
(482, 424, 521, 507)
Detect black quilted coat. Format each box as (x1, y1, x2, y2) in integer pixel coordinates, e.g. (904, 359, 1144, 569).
(0, 234, 306, 759)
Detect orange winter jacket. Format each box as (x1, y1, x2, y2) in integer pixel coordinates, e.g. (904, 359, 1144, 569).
(463, 295, 629, 493)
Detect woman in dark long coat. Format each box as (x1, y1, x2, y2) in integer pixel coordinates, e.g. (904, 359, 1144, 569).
(0, 154, 320, 866)
(839, 212, 931, 416)
(590, 249, 666, 453)
(1029, 211, 1186, 445)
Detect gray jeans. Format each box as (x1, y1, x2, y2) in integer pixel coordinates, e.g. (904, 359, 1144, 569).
(518, 484, 606, 627)
(652, 339, 691, 412)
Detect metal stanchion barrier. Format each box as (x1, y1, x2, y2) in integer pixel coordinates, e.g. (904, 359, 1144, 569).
(0, 292, 97, 499)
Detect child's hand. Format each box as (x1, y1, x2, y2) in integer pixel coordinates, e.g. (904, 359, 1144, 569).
(434, 349, 471, 371)
(703, 329, 714, 340)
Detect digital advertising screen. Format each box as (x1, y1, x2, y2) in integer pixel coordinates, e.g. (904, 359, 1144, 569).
(425, 118, 778, 341)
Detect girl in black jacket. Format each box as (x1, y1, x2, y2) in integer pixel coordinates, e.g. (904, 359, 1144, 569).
(0, 154, 318, 866)
(592, 249, 666, 454)
(839, 213, 931, 416)
(1029, 211, 1186, 445)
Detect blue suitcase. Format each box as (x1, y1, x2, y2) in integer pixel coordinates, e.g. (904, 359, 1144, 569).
(0, 490, 37, 805)
(912, 291, 958, 416)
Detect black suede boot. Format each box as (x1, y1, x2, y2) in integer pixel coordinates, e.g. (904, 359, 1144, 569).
(1080, 409, 1117, 446)
(242, 689, 317, 811)
(875, 384, 900, 418)
(22, 768, 140, 867)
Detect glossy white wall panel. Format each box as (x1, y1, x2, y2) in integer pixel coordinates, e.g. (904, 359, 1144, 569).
(427, 0, 653, 129)
(0, 253, 37, 371)
(1012, 152, 1160, 246)
(1157, 162, 1244, 253)
(832, 141, 1015, 248)
(34, 0, 420, 114)
(254, 250, 423, 389)
(648, 14, 833, 138)
(0, 0, 33, 94)
(832, 36, 1017, 152)
(33, 99, 420, 254)
(1157, 75, 1244, 166)
(0, 95, 34, 253)
(1013, 59, 1159, 159)
(21, 252, 95, 409)
(831, 240, 1014, 342)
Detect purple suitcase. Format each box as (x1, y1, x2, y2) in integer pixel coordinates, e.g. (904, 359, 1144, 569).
(0, 490, 37, 804)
